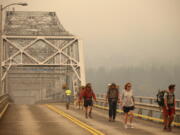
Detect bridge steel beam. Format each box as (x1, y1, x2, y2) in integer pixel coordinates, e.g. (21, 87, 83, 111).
(1, 11, 87, 103)
(2, 35, 86, 96)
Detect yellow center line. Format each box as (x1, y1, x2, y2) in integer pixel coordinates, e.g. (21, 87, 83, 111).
(45, 104, 105, 135)
(0, 103, 9, 119)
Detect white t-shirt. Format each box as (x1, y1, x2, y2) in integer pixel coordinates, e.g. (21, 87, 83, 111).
(121, 89, 134, 107)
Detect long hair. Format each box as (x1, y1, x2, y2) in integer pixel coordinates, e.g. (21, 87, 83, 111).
(124, 82, 131, 90)
(85, 83, 92, 91)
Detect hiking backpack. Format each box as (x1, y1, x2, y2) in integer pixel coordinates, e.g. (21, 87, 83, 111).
(108, 88, 118, 99)
(156, 90, 167, 107)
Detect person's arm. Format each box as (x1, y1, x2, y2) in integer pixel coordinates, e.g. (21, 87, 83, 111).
(106, 89, 110, 101)
(117, 89, 120, 103)
(132, 96, 135, 105)
(79, 91, 85, 101)
(164, 93, 168, 109)
(120, 91, 124, 106)
(174, 96, 176, 111)
(92, 91, 97, 102)
(131, 90, 135, 105)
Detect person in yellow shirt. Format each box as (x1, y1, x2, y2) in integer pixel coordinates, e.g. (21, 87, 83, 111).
(65, 88, 72, 110)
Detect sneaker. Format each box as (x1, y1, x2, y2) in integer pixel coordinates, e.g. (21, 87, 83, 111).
(163, 126, 167, 131)
(168, 126, 172, 132)
(130, 123, 134, 128)
(124, 124, 128, 129)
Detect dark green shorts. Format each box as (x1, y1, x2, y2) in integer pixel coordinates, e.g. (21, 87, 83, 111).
(84, 100, 93, 107)
(123, 106, 135, 113)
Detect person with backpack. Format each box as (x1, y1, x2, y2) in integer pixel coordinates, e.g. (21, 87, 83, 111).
(162, 84, 176, 131)
(80, 83, 97, 118)
(106, 83, 120, 122)
(121, 83, 135, 129)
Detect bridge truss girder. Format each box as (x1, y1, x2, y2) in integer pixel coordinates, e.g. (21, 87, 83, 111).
(0, 35, 86, 95)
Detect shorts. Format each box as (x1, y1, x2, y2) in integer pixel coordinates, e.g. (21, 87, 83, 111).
(84, 100, 93, 107)
(163, 106, 175, 116)
(123, 106, 135, 113)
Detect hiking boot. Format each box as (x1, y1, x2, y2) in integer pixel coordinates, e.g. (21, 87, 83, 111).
(163, 126, 167, 131)
(168, 126, 172, 132)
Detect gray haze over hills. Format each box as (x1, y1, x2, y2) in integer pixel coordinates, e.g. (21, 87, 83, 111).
(86, 66, 180, 99)
(2, 0, 180, 98)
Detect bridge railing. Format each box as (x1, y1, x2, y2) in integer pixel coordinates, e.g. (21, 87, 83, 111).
(95, 94, 180, 126)
(36, 92, 74, 104)
(0, 94, 9, 119)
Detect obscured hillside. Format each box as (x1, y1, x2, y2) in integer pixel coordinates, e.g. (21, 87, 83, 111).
(86, 65, 180, 99)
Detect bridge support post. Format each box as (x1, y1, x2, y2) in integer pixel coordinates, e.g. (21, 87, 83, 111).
(0, 5, 2, 95)
(78, 39, 86, 86)
(148, 99, 153, 117)
(148, 110, 153, 117)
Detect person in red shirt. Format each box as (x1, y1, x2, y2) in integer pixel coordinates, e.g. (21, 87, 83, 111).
(80, 83, 97, 118)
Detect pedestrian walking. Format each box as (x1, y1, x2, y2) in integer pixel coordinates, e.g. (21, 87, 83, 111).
(162, 84, 176, 131)
(80, 83, 97, 118)
(64, 86, 72, 110)
(121, 83, 135, 128)
(77, 86, 85, 109)
(106, 83, 120, 122)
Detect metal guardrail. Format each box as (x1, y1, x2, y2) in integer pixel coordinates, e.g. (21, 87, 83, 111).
(95, 94, 180, 126)
(0, 94, 9, 119)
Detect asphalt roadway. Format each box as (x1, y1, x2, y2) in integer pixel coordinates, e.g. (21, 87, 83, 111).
(0, 103, 179, 135)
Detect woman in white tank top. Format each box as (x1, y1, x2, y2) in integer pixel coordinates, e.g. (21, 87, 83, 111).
(121, 83, 135, 129)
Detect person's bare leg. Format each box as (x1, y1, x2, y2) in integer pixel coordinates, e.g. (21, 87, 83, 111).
(81, 101, 84, 110)
(163, 113, 168, 130)
(85, 107, 88, 118)
(124, 113, 128, 128)
(77, 100, 80, 109)
(168, 114, 174, 131)
(89, 106, 93, 118)
(129, 111, 134, 123)
(129, 111, 134, 128)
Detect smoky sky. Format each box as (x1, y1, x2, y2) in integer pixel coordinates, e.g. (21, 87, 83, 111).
(1, 0, 180, 69)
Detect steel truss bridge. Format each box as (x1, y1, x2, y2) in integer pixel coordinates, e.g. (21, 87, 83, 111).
(0, 11, 180, 135)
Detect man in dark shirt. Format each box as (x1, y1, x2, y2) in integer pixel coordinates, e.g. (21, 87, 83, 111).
(106, 83, 120, 122)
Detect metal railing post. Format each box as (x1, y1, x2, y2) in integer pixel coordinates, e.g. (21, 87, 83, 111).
(148, 98, 153, 117)
(138, 97, 143, 115)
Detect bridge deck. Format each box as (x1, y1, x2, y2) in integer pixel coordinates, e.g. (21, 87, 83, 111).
(0, 104, 90, 135)
(0, 104, 179, 135)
